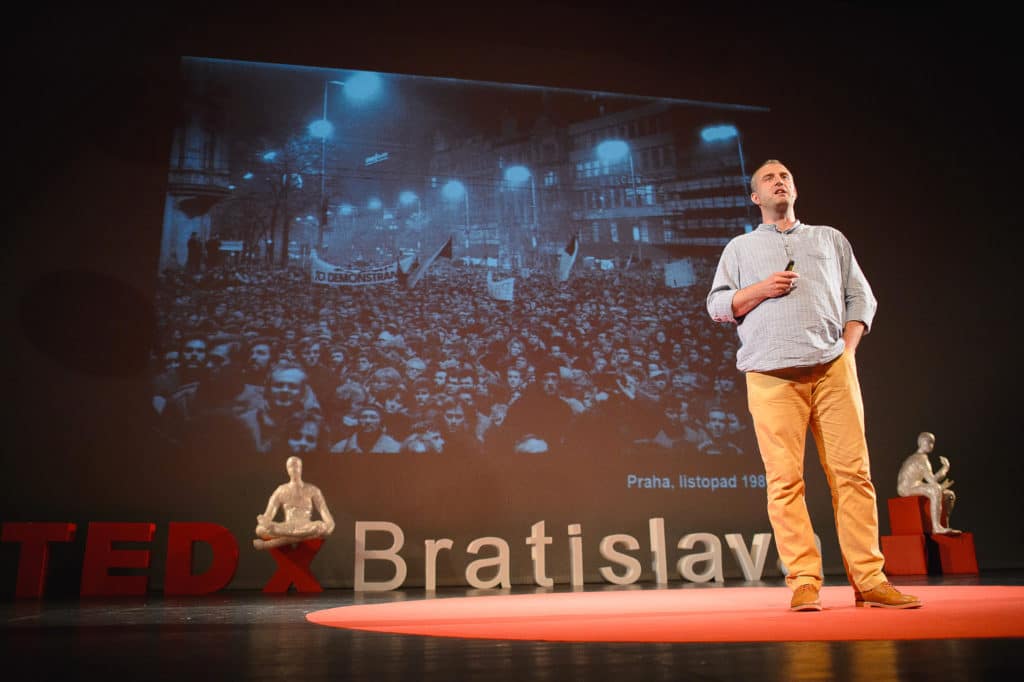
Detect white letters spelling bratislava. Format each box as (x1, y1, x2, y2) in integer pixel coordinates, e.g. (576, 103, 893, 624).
(352, 518, 806, 591)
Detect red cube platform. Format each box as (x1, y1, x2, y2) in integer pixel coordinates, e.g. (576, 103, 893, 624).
(929, 532, 979, 574)
(887, 496, 932, 535)
(881, 534, 929, 575)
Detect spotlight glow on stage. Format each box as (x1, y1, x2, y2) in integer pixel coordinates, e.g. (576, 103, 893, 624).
(307, 586, 1024, 642)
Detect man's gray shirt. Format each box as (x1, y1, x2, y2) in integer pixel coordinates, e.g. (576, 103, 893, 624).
(706, 221, 877, 373)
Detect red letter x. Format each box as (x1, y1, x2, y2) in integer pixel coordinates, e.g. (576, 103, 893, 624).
(262, 539, 324, 593)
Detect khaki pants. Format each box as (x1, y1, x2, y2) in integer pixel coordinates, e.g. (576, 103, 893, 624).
(746, 351, 886, 591)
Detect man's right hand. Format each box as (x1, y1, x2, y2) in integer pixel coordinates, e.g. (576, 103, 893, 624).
(731, 271, 800, 318)
(763, 270, 800, 298)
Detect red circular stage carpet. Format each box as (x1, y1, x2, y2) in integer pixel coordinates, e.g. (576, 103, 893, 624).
(307, 586, 1024, 642)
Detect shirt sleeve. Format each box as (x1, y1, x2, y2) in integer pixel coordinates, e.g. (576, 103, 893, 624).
(840, 235, 878, 333)
(707, 242, 740, 325)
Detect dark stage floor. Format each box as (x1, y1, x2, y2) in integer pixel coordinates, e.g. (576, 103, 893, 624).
(4, 571, 1023, 681)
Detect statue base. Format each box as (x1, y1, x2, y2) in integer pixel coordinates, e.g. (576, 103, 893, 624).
(929, 532, 979, 574)
(888, 496, 932, 535)
(881, 534, 929, 575)
(882, 497, 977, 575)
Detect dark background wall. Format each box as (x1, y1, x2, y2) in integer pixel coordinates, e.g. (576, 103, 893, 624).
(3, 2, 1019, 593)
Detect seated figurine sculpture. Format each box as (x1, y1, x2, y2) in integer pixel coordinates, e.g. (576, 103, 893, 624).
(254, 455, 335, 550)
(896, 431, 960, 535)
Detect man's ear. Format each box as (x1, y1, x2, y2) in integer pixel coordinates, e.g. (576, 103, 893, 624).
(750, 191, 760, 206)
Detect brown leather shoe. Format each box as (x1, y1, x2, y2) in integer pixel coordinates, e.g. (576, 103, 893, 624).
(790, 584, 822, 611)
(855, 581, 922, 609)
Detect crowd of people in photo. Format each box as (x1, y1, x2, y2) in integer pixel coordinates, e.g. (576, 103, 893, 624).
(150, 248, 756, 461)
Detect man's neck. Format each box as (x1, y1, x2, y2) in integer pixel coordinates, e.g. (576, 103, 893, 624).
(763, 211, 798, 232)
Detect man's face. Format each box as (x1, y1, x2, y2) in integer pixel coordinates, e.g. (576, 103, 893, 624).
(288, 422, 319, 454)
(163, 351, 180, 371)
(302, 343, 321, 368)
(358, 409, 382, 433)
(370, 372, 393, 396)
(206, 344, 232, 373)
(506, 369, 522, 390)
(357, 357, 371, 371)
(615, 348, 630, 365)
(406, 363, 423, 380)
(425, 430, 445, 452)
(414, 388, 431, 406)
(541, 372, 559, 395)
(490, 403, 508, 426)
(751, 162, 797, 212)
(183, 340, 207, 369)
(330, 350, 345, 367)
(249, 344, 272, 372)
(270, 368, 304, 409)
(444, 405, 466, 431)
(446, 375, 460, 395)
(433, 371, 447, 387)
(707, 410, 727, 438)
(384, 395, 403, 413)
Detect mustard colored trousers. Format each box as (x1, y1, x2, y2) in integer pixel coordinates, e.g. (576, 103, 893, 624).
(746, 351, 886, 591)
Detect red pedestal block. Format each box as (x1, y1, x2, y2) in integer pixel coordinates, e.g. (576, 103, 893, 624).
(887, 496, 932, 535)
(881, 534, 929, 575)
(929, 532, 979, 574)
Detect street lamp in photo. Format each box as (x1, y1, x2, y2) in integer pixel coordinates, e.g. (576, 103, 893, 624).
(504, 164, 538, 249)
(700, 124, 751, 230)
(338, 202, 356, 239)
(367, 197, 383, 231)
(596, 139, 637, 208)
(308, 72, 383, 251)
(442, 179, 469, 247)
(399, 190, 421, 222)
(309, 80, 345, 252)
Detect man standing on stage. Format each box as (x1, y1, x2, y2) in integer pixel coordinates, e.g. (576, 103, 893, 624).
(707, 159, 920, 611)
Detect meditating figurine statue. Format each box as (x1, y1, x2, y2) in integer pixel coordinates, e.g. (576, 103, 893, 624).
(896, 431, 960, 535)
(254, 455, 335, 550)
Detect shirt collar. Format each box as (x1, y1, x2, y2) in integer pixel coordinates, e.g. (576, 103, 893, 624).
(757, 220, 801, 234)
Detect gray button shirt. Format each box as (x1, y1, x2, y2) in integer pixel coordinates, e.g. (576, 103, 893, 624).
(706, 221, 877, 373)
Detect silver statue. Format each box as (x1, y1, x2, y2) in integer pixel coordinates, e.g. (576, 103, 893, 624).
(253, 455, 336, 550)
(896, 432, 960, 535)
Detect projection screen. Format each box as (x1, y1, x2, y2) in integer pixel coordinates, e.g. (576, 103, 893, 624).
(150, 56, 780, 589)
